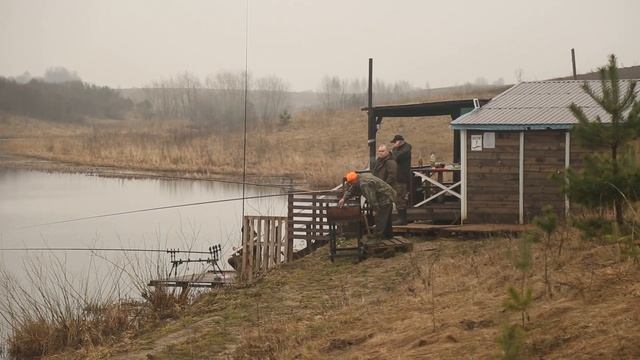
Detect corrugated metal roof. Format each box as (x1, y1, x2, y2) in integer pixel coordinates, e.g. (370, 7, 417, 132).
(451, 80, 640, 129)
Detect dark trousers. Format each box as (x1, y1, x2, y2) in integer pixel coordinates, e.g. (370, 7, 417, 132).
(375, 203, 393, 239)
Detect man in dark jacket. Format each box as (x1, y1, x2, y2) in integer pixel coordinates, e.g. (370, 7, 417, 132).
(373, 144, 397, 188)
(391, 134, 412, 225)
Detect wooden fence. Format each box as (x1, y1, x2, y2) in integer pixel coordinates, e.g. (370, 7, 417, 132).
(240, 215, 290, 282)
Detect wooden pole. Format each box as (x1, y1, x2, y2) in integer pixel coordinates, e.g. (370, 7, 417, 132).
(571, 48, 577, 80)
(368, 58, 376, 169)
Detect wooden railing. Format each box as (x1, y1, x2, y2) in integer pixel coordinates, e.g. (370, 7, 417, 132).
(240, 215, 290, 282)
(287, 191, 360, 258)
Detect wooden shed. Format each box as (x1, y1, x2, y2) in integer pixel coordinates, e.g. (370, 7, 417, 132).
(451, 80, 639, 224)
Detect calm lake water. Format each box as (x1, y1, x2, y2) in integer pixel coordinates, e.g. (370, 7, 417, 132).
(0, 168, 288, 348)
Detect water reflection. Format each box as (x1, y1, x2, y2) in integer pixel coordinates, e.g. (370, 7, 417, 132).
(0, 168, 287, 292)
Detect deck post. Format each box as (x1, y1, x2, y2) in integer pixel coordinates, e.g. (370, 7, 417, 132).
(460, 129, 467, 223)
(248, 217, 255, 281)
(565, 131, 571, 216)
(287, 194, 294, 261)
(271, 218, 277, 265)
(519, 132, 525, 225)
(285, 219, 293, 262)
(241, 216, 251, 281)
(255, 217, 262, 272)
(263, 219, 271, 270)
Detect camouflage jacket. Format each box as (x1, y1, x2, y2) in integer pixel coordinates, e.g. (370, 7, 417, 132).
(372, 155, 397, 188)
(344, 173, 396, 208)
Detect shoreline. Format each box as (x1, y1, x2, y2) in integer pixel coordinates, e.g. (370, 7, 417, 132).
(0, 153, 307, 189)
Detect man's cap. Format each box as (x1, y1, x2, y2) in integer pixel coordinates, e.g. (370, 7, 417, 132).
(345, 171, 359, 184)
(391, 134, 404, 142)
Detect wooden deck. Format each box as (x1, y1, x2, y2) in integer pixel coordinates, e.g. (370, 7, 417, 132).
(405, 201, 460, 224)
(149, 270, 236, 288)
(393, 223, 534, 236)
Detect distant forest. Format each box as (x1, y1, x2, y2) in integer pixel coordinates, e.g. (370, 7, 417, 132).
(0, 77, 133, 122)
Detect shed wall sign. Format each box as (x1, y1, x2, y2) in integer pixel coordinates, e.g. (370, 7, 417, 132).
(483, 132, 495, 149)
(471, 135, 483, 151)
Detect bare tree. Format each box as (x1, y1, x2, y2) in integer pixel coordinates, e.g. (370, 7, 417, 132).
(254, 75, 290, 123)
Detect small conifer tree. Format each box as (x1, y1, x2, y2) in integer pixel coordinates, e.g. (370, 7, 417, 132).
(498, 235, 534, 359)
(566, 54, 640, 226)
(505, 234, 534, 327)
(532, 205, 558, 298)
(498, 324, 525, 360)
(278, 109, 291, 126)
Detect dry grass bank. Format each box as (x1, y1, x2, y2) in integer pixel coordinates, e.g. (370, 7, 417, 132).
(0, 87, 503, 188)
(0, 250, 197, 359)
(0, 111, 452, 188)
(57, 233, 640, 360)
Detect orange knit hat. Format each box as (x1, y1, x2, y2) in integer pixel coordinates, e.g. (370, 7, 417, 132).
(345, 171, 359, 183)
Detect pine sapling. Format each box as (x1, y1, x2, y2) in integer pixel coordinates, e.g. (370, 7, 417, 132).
(532, 205, 558, 298)
(505, 234, 534, 327)
(498, 323, 525, 360)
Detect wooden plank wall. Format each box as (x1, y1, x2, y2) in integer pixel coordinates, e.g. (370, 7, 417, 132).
(466, 131, 520, 224)
(570, 133, 591, 169)
(523, 131, 566, 222)
(465, 129, 630, 224)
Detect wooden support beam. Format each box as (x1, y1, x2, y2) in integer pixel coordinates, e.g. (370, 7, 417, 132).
(519, 132, 524, 225)
(460, 129, 468, 223)
(565, 131, 571, 216)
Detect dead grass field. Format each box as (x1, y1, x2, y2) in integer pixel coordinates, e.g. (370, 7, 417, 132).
(0, 87, 503, 188)
(0, 111, 452, 188)
(49, 234, 640, 359)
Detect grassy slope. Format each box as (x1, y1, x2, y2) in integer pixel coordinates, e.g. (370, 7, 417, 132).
(57, 236, 640, 359)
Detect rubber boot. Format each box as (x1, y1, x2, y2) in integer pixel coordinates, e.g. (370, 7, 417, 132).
(393, 209, 408, 225)
(399, 209, 408, 225)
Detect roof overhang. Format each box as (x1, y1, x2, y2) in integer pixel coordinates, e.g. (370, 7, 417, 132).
(450, 123, 574, 131)
(361, 99, 491, 118)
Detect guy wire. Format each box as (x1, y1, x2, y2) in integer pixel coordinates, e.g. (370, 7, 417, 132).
(16, 189, 330, 229)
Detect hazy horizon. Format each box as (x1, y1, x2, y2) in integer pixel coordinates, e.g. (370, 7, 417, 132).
(1, 0, 638, 91)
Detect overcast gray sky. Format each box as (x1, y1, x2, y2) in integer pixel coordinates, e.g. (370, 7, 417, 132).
(0, 0, 637, 90)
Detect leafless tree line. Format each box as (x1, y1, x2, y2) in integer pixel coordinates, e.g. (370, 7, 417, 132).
(316, 75, 511, 113)
(142, 71, 290, 130)
(317, 75, 420, 112)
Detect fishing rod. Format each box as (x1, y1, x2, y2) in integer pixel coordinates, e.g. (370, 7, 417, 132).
(17, 188, 337, 229)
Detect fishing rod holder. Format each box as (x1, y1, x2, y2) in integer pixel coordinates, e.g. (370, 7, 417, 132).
(166, 244, 223, 278)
